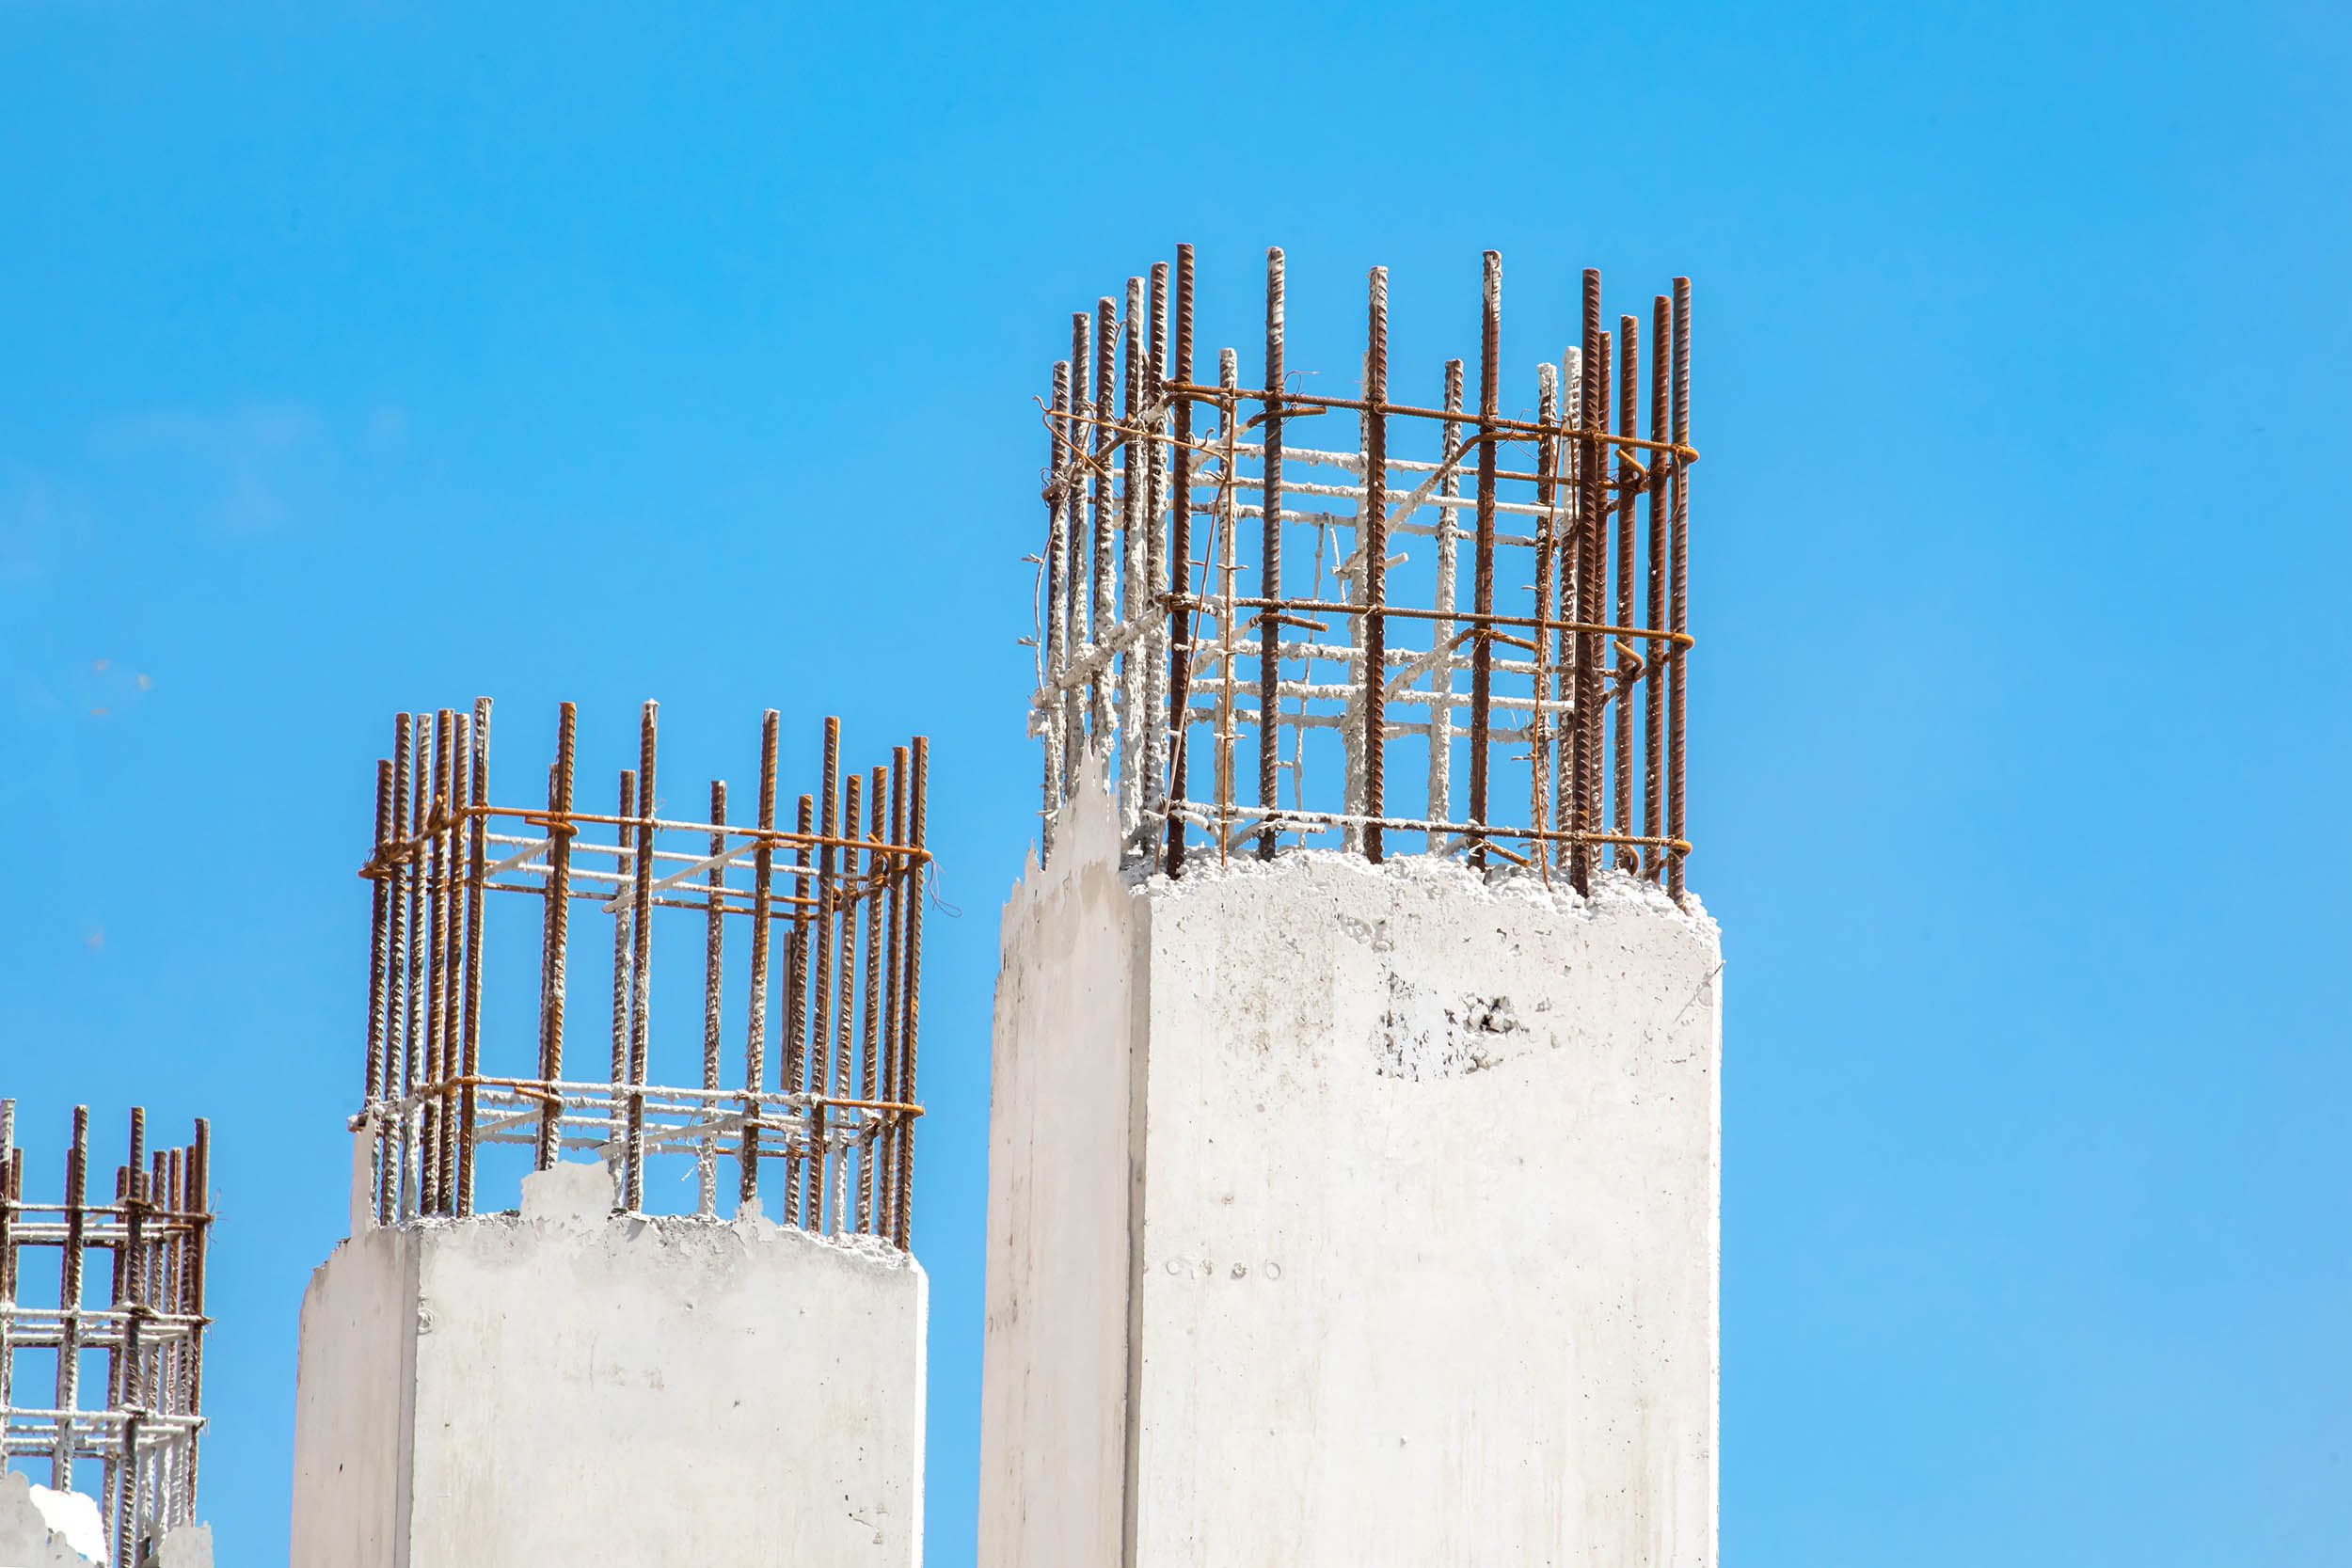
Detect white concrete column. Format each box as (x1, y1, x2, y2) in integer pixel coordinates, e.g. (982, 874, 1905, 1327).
(980, 766, 1722, 1568)
(290, 1169, 926, 1568)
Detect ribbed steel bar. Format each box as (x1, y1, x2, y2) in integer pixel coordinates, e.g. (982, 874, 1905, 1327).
(1645, 295, 1670, 878)
(1258, 248, 1286, 860)
(1613, 314, 1640, 867)
(782, 791, 814, 1227)
(1362, 265, 1390, 863)
(437, 710, 469, 1212)
(54, 1105, 87, 1486)
(699, 778, 727, 1218)
(421, 710, 453, 1214)
(456, 696, 489, 1216)
(401, 715, 426, 1215)
(1043, 357, 1072, 839)
(1668, 276, 1692, 904)
(1569, 274, 1604, 895)
(535, 702, 577, 1171)
(880, 748, 910, 1240)
(365, 759, 392, 1222)
(831, 773, 863, 1232)
(1165, 245, 1197, 875)
(740, 711, 779, 1211)
(385, 718, 413, 1220)
(892, 736, 928, 1250)
(805, 719, 839, 1231)
(1090, 298, 1119, 745)
(1430, 356, 1464, 852)
(1468, 251, 1501, 868)
(625, 702, 657, 1212)
(859, 764, 886, 1234)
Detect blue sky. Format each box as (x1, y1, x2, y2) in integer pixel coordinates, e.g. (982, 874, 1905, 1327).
(4, 3, 2348, 1562)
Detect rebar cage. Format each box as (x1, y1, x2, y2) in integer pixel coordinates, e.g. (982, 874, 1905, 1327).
(1031, 245, 1696, 900)
(0, 1102, 211, 1563)
(356, 702, 932, 1249)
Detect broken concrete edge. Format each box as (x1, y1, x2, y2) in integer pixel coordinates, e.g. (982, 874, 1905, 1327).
(0, 1470, 213, 1568)
(1028, 746, 1716, 940)
(329, 1158, 922, 1274)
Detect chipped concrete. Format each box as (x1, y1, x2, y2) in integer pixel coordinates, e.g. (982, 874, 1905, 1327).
(982, 758, 1723, 1568)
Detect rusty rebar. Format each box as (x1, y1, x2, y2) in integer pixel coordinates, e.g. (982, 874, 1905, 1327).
(1431, 356, 1464, 852)
(1259, 247, 1285, 860)
(1362, 264, 1390, 863)
(365, 757, 392, 1219)
(1469, 251, 1501, 867)
(893, 736, 929, 1249)
(438, 710, 469, 1212)
(55, 1104, 87, 1486)
(1165, 244, 1197, 875)
(1645, 295, 1669, 878)
(535, 702, 576, 1170)
(1668, 275, 1692, 903)
(421, 710, 453, 1214)
(782, 791, 814, 1227)
(1614, 314, 1640, 868)
(741, 711, 779, 1211)
(700, 777, 727, 1217)
(831, 772, 863, 1231)
(385, 717, 414, 1220)
(1091, 297, 1119, 744)
(882, 747, 909, 1239)
(625, 702, 657, 1211)
(1569, 274, 1604, 895)
(456, 696, 489, 1216)
(1044, 357, 1072, 840)
(860, 763, 885, 1233)
(806, 719, 839, 1230)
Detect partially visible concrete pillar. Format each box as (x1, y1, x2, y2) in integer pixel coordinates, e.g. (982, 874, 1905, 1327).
(290, 1166, 926, 1568)
(980, 768, 1722, 1567)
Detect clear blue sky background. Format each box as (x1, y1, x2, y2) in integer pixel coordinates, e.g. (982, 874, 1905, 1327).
(5, 4, 2347, 1563)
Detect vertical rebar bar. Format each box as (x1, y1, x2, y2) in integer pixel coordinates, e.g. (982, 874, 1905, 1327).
(421, 710, 453, 1214)
(783, 793, 814, 1227)
(830, 773, 864, 1234)
(1144, 261, 1171, 843)
(859, 764, 885, 1234)
(1044, 358, 1072, 845)
(1645, 295, 1670, 879)
(1469, 251, 1501, 868)
(1165, 245, 1197, 875)
(1668, 276, 1692, 904)
(1569, 273, 1603, 895)
(1531, 361, 1560, 867)
(402, 719, 425, 1222)
(893, 736, 928, 1250)
(456, 696, 489, 1216)
(610, 768, 636, 1173)
(1120, 277, 1146, 833)
(365, 758, 392, 1222)
(536, 701, 577, 1170)
(385, 716, 413, 1221)
(741, 711, 780, 1212)
(438, 711, 469, 1212)
(1362, 264, 1389, 863)
(55, 1104, 87, 1487)
(881, 747, 909, 1241)
(1091, 298, 1118, 748)
(1614, 314, 1640, 868)
(1066, 312, 1091, 783)
(700, 778, 728, 1218)
(0, 1101, 15, 1420)
(626, 702, 657, 1212)
(1259, 247, 1285, 859)
(806, 720, 839, 1230)
(1431, 357, 1464, 852)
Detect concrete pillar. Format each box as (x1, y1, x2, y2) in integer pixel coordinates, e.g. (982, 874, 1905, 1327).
(980, 768, 1722, 1568)
(290, 1165, 926, 1568)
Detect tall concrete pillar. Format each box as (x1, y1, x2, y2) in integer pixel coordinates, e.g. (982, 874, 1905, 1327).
(980, 769, 1722, 1567)
(290, 1161, 926, 1567)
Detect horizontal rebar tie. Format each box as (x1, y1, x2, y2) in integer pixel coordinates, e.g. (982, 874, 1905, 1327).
(1029, 245, 1695, 904)
(354, 702, 931, 1251)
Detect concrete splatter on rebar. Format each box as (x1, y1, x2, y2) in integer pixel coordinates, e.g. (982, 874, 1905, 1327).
(354, 703, 932, 1250)
(0, 1101, 213, 1565)
(1030, 244, 1698, 901)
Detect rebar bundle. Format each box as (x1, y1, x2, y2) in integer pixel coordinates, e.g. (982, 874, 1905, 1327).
(1032, 245, 1696, 901)
(0, 1101, 211, 1565)
(355, 702, 930, 1248)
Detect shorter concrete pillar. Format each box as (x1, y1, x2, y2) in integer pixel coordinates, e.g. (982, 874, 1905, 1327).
(290, 1165, 926, 1568)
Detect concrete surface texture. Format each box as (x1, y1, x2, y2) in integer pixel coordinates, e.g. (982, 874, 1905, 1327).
(981, 761, 1724, 1568)
(290, 1164, 927, 1568)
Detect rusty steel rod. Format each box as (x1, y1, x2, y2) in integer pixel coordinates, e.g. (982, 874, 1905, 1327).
(893, 736, 928, 1250)
(1614, 314, 1640, 867)
(456, 697, 489, 1216)
(535, 702, 577, 1169)
(1165, 245, 1197, 875)
(1645, 295, 1670, 878)
(1668, 276, 1692, 904)
(783, 791, 814, 1227)
(700, 778, 727, 1217)
(1468, 250, 1501, 867)
(1259, 248, 1286, 860)
(741, 711, 779, 1211)
(1362, 264, 1390, 863)
(806, 719, 839, 1231)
